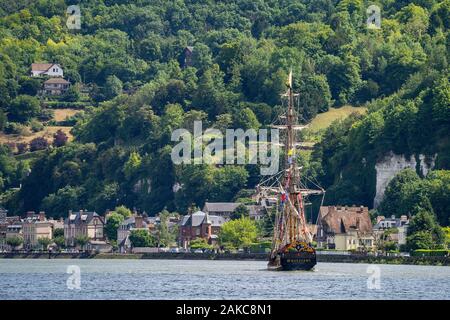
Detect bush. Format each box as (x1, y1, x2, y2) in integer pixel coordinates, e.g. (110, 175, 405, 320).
(16, 142, 28, 154)
(44, 101, 89, 109)
(248, 241, 272, 253)
(8, 95, 41, 123)
(4, 122, 30, 135)
(30, 119, 44, 132)
(411, 249, 449, 257)
(190, 238, 213, 250)
(62, 85, 80, 102)
(29, 137, 49, 151)
(38, 109, 54, 121)
(53, 129, 68, 147)
(129, 229, 155, 247)
(6, 236, 23, 250)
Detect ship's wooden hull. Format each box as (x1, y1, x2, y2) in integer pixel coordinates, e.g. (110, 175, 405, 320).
(268, 246, 317, 271)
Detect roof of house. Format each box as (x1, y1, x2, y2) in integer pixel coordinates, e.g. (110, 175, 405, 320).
(119, 215, 148, 229)
(65, 211, 103, 225)
(307, 223, 317, 235)
(319, 206, 372, 235)
(207, 215, 226, 227)
(203, 202, 240, 213)
(247, 205, 266, 217)
(31, 63, 55, 72)
(185, 46, 194, 52)
(180, 211, 225, 227)
(373, 217, 409, 229)
(191, 211, 207, 227)
(44, 78, 70, 84)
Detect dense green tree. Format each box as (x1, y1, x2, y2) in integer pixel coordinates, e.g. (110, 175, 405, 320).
(114, 205, 132, 218)
(407, 209, 445, 249)
(6, 236, 23, 251)
(219, 217, 258, 249)
(62, 85, 80, 102)
(230, 204, 249, 220)
(104, 75, 123, 100)
(296, 73, 332, 121)
(53, 228, 64, 238)
(234, 108, 260, 130)
(8, 95, 40, 123)
(18, 77, 41, 96)
(406, 231, 434, 250)
(75, 235, 89, 251)
(129, 229, 155, 247)
(104, 212, 124, 241)
(189, 238, 213, 250)
(158, 209, 177, 247)
(379, 169, 423, 217)
(41, 186, 84, 219)
(53, 236, 65, 250)
(424, 170, 450, 226)
(37, 237, 52, 250)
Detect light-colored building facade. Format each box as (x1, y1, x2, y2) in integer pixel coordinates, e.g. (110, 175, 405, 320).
(43, 78, 70, 95)
(373, 215, 409, 246)
(316, 206, 375, 251)
(64, 210, 104, 247)
(22, 212, 53, 248)
(31, 63, 64, 77)
(0, 215, 22, 251)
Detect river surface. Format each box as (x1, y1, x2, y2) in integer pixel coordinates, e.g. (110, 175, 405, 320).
(0, 259, 448, 300)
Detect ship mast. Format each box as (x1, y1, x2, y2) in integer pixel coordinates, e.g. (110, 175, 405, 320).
(270, 70, 314, 259)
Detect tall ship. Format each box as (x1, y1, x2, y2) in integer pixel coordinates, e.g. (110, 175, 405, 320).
(258, 71, 324, 271)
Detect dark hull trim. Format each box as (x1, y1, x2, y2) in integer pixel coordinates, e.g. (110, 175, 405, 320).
(280, 253, 317, 271)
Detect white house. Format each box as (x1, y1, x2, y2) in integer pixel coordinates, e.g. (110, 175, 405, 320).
(31, 63, 64, 77)
(373, 215, 409, 246)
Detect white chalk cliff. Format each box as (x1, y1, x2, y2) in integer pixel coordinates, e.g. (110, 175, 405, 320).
(374, 152, 435, 208)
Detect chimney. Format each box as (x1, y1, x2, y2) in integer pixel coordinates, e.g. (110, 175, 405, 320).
(376, 216, 385, 224)
(104, 210, 111, 222)
(27, 211, 35, 218)
(39, 211, 46, 222)
(135, 215, 143, 228)
(68, 210, 72, 218)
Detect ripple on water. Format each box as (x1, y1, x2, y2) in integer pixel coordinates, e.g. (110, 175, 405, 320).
(0, 259, 449, 299)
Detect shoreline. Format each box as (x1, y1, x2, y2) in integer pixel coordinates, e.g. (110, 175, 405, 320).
(0, 252, 448, 266)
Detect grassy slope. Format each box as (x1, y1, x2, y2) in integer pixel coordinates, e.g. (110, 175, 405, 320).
(0, 108, 79, 146)
(308, 106, 367, 133)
